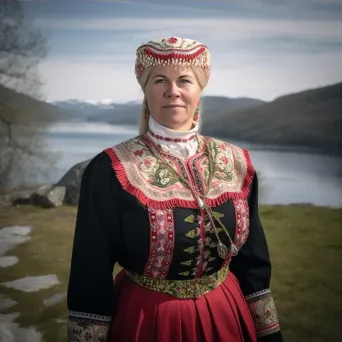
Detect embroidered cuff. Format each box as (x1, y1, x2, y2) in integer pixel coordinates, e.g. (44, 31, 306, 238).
(68, 310, 112, 342)
(245, 289, 280, 338)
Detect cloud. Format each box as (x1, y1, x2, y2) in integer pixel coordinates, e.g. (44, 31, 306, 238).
(38, 48, 342, 103)
(35, 17, 342, 42)
(38, 59, 143, 103)
(29, 2, 342, 103)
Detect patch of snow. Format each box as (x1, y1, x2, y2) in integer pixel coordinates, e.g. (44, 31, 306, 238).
(43, 293, 67, 308)
(1, 275, 60, 293)
(0, 312, 42, 342)
(0, 226, 32, 256)
(0, 256, 19, 268)
(0, 226, 32, 236)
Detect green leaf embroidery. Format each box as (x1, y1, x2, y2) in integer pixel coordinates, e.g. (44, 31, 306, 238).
(185, 229, 199, 238)
(184, 246, 195, 254)
(213, 211, 224, 219)
(184, 215, 195, 224)
(181, 260, 192, 266)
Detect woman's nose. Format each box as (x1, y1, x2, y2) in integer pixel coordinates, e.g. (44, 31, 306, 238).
(165, 82, 181, 98)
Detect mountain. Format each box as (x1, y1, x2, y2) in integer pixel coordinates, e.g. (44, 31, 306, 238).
(52, 99, 118, 119)
(0, 85, 72, 124)
(52, 96, 265, 125)
(203, 82, 342, 153)
(200, 96, 265, 126)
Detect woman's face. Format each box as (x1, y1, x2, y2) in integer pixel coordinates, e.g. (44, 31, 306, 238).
(144, 65, 203, 131)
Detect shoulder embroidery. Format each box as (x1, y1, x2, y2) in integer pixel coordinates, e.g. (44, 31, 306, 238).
(104, 135, 255, 209)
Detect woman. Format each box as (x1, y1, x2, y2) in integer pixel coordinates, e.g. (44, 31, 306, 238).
(67, 36, 283, 342)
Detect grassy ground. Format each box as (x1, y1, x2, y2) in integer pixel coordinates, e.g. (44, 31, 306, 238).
(0, 204, 341, 342)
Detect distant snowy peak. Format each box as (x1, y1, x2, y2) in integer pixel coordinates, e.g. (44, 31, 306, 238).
(84, 99, 116, 108)
(52, 99, 115, 109)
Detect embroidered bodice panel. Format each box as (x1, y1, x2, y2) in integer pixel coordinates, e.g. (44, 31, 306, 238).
(104, 134, 254, 280)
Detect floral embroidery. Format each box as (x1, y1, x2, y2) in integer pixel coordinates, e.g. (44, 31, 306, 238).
(233, 199, 250, 250)
(133, 149, 143, 156)
(144, 208, 175, 279)
(126, 265, 229, 299)
(168, 36, 178, 44)
(104, 135, 254, 210)
(67, 311, 111, 342)
(221, 156, 229, 165)
(245, 289, 281, 337)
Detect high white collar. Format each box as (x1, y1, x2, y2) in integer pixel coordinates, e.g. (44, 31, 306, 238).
(147, 116, 199, 159)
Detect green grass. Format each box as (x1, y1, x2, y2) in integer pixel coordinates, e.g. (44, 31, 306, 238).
(0, 205, 341, 342)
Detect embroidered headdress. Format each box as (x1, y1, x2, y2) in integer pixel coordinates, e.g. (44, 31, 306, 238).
(135, 36, 211, 133)
(135, 36, 211, 86)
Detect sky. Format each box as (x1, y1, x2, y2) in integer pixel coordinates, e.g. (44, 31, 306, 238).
(21, 0, 342, 103)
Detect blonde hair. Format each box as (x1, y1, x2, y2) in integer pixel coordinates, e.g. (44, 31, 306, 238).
(138, 65, 208, 135)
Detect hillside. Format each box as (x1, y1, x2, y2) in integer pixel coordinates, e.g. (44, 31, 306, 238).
(68, 96, 264, 125)
(203, 82, 342, 153)
(0, 85, 73, 124)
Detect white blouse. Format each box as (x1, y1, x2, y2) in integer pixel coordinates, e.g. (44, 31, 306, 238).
(147, 116, 199, 159)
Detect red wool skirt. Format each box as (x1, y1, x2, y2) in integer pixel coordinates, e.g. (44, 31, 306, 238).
(108, 270, 257, 342)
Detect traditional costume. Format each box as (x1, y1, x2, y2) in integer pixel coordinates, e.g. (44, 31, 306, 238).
(67, 37, 283, 342)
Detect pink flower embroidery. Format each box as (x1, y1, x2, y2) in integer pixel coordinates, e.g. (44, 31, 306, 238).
(144, 159, 152, 166)
(221, 156, 229, 165)
(218, 144, 227, 151)
(134, 149, 143, 156)
(168, 37, 178, 44)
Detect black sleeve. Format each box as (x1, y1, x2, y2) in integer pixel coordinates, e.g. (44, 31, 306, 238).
(67, 152, 121, 342)
(230, 172, 283, 342)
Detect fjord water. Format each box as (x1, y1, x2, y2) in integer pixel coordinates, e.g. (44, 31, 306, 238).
(44, 122, 342, 208)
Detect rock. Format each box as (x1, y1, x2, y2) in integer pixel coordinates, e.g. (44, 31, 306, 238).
(1, 274, 60, 292)
(56, 159, 91, 205)
(2, 158, 90, 208)
(30, 186, 66, 208)
(0, 184, 51, 207)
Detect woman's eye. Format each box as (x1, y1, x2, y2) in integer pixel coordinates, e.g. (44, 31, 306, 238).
(180, 79, 191, 83)
(155, 79, 165, 83)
